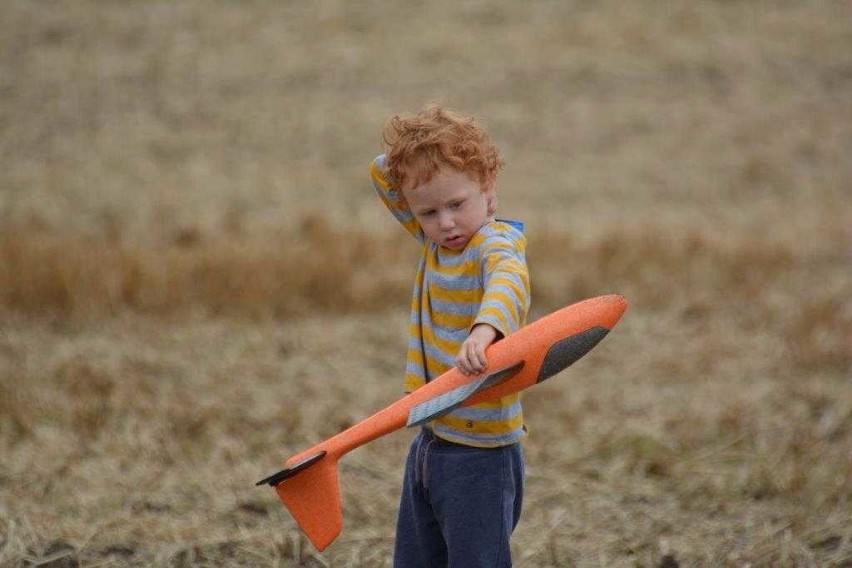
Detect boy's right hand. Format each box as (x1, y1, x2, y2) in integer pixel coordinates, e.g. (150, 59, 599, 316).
(456, 324, 499, 375)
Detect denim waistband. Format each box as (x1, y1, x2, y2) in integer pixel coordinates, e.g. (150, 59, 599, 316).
(420, 426, 462, 447)
(419, 426, 505, 450)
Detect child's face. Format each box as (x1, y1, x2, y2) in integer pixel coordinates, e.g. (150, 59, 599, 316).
(402, 167, 497, 251)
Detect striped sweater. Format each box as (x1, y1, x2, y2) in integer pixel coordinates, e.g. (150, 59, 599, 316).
(370, 155, 531, 447)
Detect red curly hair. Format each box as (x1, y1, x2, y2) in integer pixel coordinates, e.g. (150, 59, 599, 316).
(381, 105, 505, 191)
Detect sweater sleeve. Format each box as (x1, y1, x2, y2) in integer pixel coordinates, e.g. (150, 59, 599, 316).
(369, 155, 424, 242)
(473, 231, 531, 337)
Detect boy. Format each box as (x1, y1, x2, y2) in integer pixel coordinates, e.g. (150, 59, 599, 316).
(370, 106, 531, 567)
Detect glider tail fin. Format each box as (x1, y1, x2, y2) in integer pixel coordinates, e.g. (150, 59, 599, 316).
(263, 451, 342, 551)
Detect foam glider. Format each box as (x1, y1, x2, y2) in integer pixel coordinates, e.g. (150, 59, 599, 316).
(257, 294, 628, 551)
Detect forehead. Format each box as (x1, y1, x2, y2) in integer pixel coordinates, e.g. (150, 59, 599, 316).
(402, 169, 480, 209)
(403, 167, 478, 194)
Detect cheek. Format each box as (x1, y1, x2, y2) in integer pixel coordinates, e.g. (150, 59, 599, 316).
(417, 216, 439, 234)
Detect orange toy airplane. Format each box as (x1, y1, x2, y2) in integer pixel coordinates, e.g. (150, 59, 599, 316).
(257, 294, 627, 551)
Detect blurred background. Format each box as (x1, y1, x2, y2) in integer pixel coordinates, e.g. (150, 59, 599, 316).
(1, 1, 850, 566)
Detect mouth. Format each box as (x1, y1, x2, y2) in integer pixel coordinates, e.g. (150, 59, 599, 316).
(443, 235, 466, 249)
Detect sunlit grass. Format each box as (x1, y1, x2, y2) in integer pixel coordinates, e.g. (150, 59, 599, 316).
(1, 220, 849, 566)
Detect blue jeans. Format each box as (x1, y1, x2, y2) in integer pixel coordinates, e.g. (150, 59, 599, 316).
(393, 428, 525, 568)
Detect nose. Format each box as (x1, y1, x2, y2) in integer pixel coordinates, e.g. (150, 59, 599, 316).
(438, 210, 455, 230)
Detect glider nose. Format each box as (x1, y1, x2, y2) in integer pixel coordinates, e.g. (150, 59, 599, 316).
(536, 294, 626, 383)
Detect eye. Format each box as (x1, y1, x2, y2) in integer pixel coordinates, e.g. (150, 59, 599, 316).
(418, 209, 436, 217)
(449, 200, 464, 209)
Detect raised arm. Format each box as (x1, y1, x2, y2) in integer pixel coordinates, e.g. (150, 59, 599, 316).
(369, 155, 424, 242)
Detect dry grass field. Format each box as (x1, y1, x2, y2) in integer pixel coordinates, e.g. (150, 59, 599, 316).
(1, 1, 851, 566)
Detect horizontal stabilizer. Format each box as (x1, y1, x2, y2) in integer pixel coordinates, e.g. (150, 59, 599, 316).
(256, 450, 327, 487)
(406, 361, 524, 427)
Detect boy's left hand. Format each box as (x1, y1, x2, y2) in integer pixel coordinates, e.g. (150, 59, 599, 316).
(456, 324, 499, 375)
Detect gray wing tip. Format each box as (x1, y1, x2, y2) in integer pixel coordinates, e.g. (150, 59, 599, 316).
(406, 361, 525, 427)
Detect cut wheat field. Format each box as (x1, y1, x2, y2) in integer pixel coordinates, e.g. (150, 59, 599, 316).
(1, 1, 850, 567)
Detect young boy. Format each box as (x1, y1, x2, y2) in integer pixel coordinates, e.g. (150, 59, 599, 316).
(370, 106, 531, 567)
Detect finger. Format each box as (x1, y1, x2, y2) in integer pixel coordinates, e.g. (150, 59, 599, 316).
(468, 344, 485, 372)
(465, 342, 482, 374)
(456, 353, 472, 375)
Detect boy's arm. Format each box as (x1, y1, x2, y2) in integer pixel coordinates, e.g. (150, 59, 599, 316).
(369, 155, 423, 242)
(456, 233, 531, 375)
(476, 235, 531, 337)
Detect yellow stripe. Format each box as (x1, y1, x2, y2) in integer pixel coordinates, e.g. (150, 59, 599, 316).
(477, 305, 509, 332)
(428, 284, 480, 304)
(369, 160, 391, 188)
(426, 256, 478, 276)
(428, 335, 460, 358)
(467, 232, 489, 248)
(402, 218, 421, 237)
(404, 374, 425, 392)
(431, 310, 473, 330)
(487, 270, 527, 288)
(466, 394, 520, 409)
(484, 251, 525, 272)
(422, 350, 453, 376)
(437, 409, 524, 435)
(482, 290, 520, 318)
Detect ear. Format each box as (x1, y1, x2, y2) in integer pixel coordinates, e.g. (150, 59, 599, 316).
(483, 176, 498, 216)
